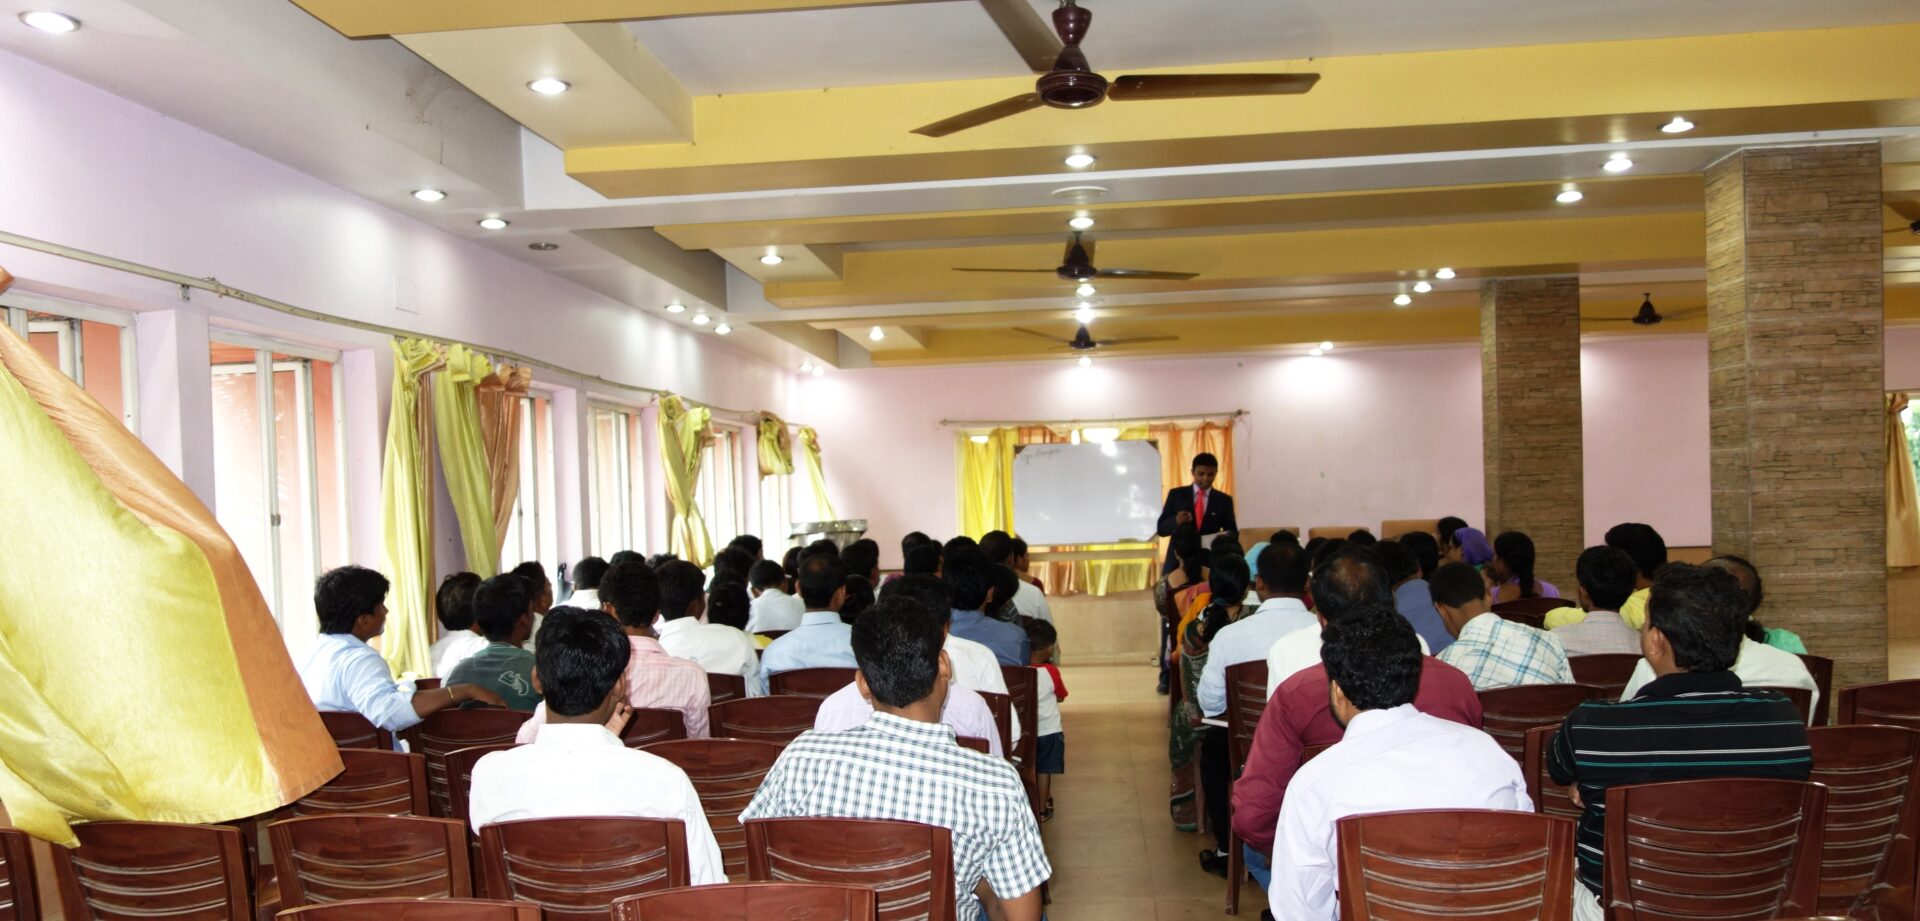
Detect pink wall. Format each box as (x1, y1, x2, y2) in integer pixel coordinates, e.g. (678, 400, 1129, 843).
(1580, 336, 1711, 547)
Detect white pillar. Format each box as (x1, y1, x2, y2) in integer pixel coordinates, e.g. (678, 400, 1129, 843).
(134, 307, 216, 507)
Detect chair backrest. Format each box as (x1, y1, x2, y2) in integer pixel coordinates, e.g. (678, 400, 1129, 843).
(443, 743, 517, 830)
(709, 696, 824, 746)
(1838, 679, 1920, 731)
(999, 666, 1041, 812)
(269, 814, 473, 908)
(612, 882, 879, 921)
(399, 708, 533, 818)
(294, 748, 431, 817)
(1797, 655, 1834, 727)
(319, 710, 393, 750)
(956, 736, 991, 755)
(1223, 659, 1270, 772)
(620, 708, 690, 749)
(49, 821, 249, 921)
(1602, 779, 1827, 921)
(1379, 519, 1438, 540)
(1336, 809, 1577, 921)
(1807, 725, 1920, 919)
(977, 691, 1013, 760)
(478, 817, 689, 920)
(1523, 725, 1582, 821)
(1756, 686, 1816, 726)
(744, 818, 955, 921)
(1476, 684, 1608, 762)
(1490, 597, 1558, 627)
(0, 828, 38, 921)
(645, 738, 787, 879)
(276, 898, 542, 920)
(769, 668, 858, 699)
(1307, 525, 1365, 540)
(1568, 654, 1641, 698)
(707, 672, 748, 705)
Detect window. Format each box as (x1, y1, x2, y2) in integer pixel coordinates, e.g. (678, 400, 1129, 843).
(1905, 396, 1919, 490)
(3, 293, 137, 429)
(698, 426, 744, 549)
(588, 405, 647, 557)
(500, 392, 559, 577)
(759, 469, 793, 547)
(209, 335, 347, 651)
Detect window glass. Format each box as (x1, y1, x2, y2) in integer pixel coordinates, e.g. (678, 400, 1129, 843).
(7, 303, 135, 428)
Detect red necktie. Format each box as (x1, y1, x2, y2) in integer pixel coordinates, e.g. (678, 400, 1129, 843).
(1194, 489, 1207, 529)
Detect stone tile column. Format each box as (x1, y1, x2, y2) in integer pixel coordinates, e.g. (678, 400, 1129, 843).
(1707, 143, 1886, 688)
(1481, 275, 1584, 594)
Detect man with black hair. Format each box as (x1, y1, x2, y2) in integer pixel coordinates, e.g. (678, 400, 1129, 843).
(1344, 529, 1377, 547)
(301, 565, 505, 732)
(1435, 516, 1469, 548)
(705, 579, 752, 631)
(840, 539, 882, 585)
(1378, 540, 1453, 655)
(429, 572, 487, 678)
(881, 575, 1020, 744)
(467, 608, 726, 884)
(1156, 453, 1238, 576)
(1264, 547, 1431, 693)
(1273, 610, 1528, 921)
(902, 542, 943, 578)
(1197, 542, 1315, 718)
(566, 556, 609, 611)
(943, 548, 1030, 666)
(1599, 522, 1667, 630)
(728, 533, 764, 561)
(1550, 547, 1643, 656)
(446, 574, 543, 710)
(742, 597, 1051, 921)
(805, 538, 841, 559)
(981, 531, 1054, 625)
(1615, 558, 1818, 712)
(608, 550, 644, 567)
(509, 560, 555, 653)
(746, 558, 805, 635)
(1431, 561, 1573, 690)
(710, 546, 756, 586)
(653, 560, 763, 696)
(760, 553, 857, 675)
(1549, 564, 1811, 919)
(1397, 531, 1441, 580)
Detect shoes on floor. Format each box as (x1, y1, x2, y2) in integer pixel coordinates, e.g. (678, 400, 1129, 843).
(1261, 911, 1276, 921)
(1156, 674, 1171, 695)
(1198, 849, 1229, 878)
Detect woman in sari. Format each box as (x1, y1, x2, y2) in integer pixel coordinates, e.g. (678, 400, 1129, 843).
(1156, 524, 1209, 828)
(1175, 553, 1249, 846)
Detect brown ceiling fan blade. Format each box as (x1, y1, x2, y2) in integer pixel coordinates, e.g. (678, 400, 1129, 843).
(1585, 316, 1641, 323)
(1664, 307, 1707, 319)
(911, 93, 1044, 137)
(1011, 327, 1063, 343)
(1095, 268, 1199, 280)
(1108, 73, 1320, 101)
(1094, 336, 1180, 347)
(952, 267, 1058, 273)
(976, 0, 1065, 73)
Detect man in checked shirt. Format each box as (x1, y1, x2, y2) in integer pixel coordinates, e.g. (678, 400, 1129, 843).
(741, 595, 1051, 921)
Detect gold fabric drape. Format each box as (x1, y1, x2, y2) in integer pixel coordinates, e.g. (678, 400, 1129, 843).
(757, 412, 794, 477)
(380, 338, 445, 678)
(479, 364, 531, 561)
(431, 344, 498, 578)
(798, 426, 837, 520)
(658, 395, 716, 567)
(1890, 393, 1920, 568)
(957, 429, 1016, 537)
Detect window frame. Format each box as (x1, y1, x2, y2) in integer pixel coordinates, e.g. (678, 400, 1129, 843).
(2, 290, 139, 431)
(587, 401, 647, 558)
(501, 389, 559, 577)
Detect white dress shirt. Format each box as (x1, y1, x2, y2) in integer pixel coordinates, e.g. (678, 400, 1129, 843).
(299, 632, 420, 733)
(813, 683, 1006, 756)
(656, 616, 765, 696)
(1010, 581, 1053, 624)
(466, 723, 727, 885)
(1034, 667, 1061, 737)
(1199, 597, 1317, 717)
(1618, 637, 1819, 721)
(1266, 624, 1430, 697)
(562, 588, 600, 611)
(946, 634, 1021, 743)
(746, 589, 806, 634)
(1273, 704, 1532, 921)
(429, 630, 488, 680)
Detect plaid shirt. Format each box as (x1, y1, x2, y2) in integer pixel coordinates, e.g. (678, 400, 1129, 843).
(740, 713, 1051, 920)
(1436, 612, 1574, 690)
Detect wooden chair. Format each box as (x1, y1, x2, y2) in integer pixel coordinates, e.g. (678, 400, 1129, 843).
(478, 817, 689, 920)
(1307, 525, 1366, 541)
(1602, 779, 1828, 921)
(1490, 597, 1560, 627)
(318, 710, 392, 750)
(620, 708, 690, 748)
(1222, 659, 1269, 915)
(978, 691, 1014, 762)
(1523, 725, 1582, 821)
(707, 673, 748, 705)
(1336, 809, 1577, 921)
(956, 736, 992, 754)
(769, 667, 858, 699)
(293, 749, 430, 817)
(276, 898, 541, 920)
(1568, 654, 1641, 699)
(0, 827, 39, 921)
(443, 743, 516, 831)
(1000, 665, 1041, 815)
(49, 821, 250, 920)
(744, 818, 955, 921)
(1476, 684, 1608, 763)
(1798, 654, 1834, 727)
(1379, 518, 1439, 540)
(1838, 679, 1920, 730)
(269, 814, 472, 908)
(1757, 686, 1816, 726)
(709, 696, 824, 746)
(1807, 725, 1920, 919)
(645, 738, 787, 879)
(399, 708, 533, 818)
(612, 882, 879, 921)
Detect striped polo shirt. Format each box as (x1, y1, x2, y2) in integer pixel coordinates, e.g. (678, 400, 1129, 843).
(1546, 670, 1811, 895)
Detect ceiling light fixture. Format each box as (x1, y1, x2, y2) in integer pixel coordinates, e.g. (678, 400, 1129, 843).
(1077, 355, 1093, 367)
(692, 313, 711, 326)
(868, 326, 885, 342)
(1556, 189, 1585, 204)
(811, 365, 825, 377)
(1308, 347, 1324, 357)
(528, 242, 558, 251)
(1063, 152, 1097, 169)
(1319, 341, 1334, 352)
(1435, 267, 1456, 280)
(1074, 305, 1096, 325)
(1393, 293, 1413, 307)
(526, 77, 571, 95)
(800, 361, 814, 373)
(1068, 215, 1095, 231)
(665, 302, 686, 314)
(411, 189, 446, 202)
(477, 217, 509, 230)
(1075, 283, 1095, 297)
(1603, 154, 1634, 173)
(1412, 281, 1433, 294)
(18, 10, 78, 33)
(759, 253, 784, 266)
(1661, 116, 1694, 134)
(714, 322, 732, 335)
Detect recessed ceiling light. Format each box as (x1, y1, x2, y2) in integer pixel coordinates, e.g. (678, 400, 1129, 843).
(1412, 281, 1433, 294)
(692, 313, 711, 326)
(714, 322, 732, 335)
(1661, 116, 1694, 134)
(1556, 189, 1584, 204)
(1076, 283, 1096, 297)
(1077, 355, 1093, 367)
(1074, 305, 1096, 324)
(1393, 293, 1413, 307)
(1068, 216, 1095, 231)
(811, 365, 825, 377)
(528, 242, 558, 251)
(665, 302, 686, 314)
(1603, 155, 1634, 173)
(19, 10, 78, 33)
(1435, 267, 1456, 280)
(527, 77, 571, 95)
(868, 326, 885, 342)
(759, 253, 784, 266)
(1063, 153, 1097, 169)
(1319, 341, 1334, 351)
(800, 361, 814, 373)
(411, 189, 446, 202)
(1308, 347, 1324, 357)
(1051, 185, 1110, 201)
(477, 217, 509, 230)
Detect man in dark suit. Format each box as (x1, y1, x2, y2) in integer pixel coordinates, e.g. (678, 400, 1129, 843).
(1157, 452, 1238, 574)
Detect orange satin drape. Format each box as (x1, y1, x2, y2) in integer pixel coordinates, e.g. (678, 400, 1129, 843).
(478, 364, 531, 561)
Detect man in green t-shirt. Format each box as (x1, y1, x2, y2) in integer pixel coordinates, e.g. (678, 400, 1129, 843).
(446, 573, 542, 711)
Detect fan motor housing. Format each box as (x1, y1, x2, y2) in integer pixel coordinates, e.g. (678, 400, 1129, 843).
(1056, 263, 1099, 282)
(1038, 69, 1108, 109)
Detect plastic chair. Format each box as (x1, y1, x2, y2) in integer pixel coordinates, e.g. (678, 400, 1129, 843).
(612, 882, 878, 921)
(620, 708, 690, 748)
(1838, 679, 1920, 731)
(275, 898, 541, 920)
(1807, 725, 1920, 919)
(49, 821, 249, 920)
(269, 814, 472, 908)
(293, 748, 430, 817)
(1490, 597, 1560, 627)
(478, 817, 689, 920)
(709, 696, 824, 746)
(707, 673, 748, 705)
(1602, 779, 1827, 921)
(442, 743, 516, 831)
(399, 708, 533, 818)
(318, 710, 392, 751)
(1568, 654, 1642, 698)
(1476, 684, 1608, 763)
(1000, 665, 1041, 815)
(645, 739, 787, 879)
(0, 828, 37, 921)
(1336, 809, 1577, 921)
(768, 668, 858, 699)
(1523, 725, 1582, 820)
(978, 692, 1014, 763)
(1798, 655, 1834, 727)
(1756, 686, 1816, 726)
(1222, 658, 1269, 915)
(745, 818, 955, 921)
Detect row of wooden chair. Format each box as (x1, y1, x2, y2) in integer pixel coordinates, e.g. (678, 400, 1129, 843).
(272, 884, 878, 921)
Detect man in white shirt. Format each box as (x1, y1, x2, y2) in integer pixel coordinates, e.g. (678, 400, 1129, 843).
(428, 572, 488, 679)
(1199, 542, 1315, 717)
(1272, 609, 1531, 921)
(1617, 631, 1818, 718)
(1266, 549, 1431, 697)
(980, 532, 1054, 625)
(746, 559, 805, 635)
(883, 574, 1021, 744)
(652, 559, 764, 696)
(561, 555, 608, 612)
(467, 608, 726, 885)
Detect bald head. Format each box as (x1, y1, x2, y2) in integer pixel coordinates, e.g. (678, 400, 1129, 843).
(1704, 555, 1763, 619)
(1309, 547, 1392, 625)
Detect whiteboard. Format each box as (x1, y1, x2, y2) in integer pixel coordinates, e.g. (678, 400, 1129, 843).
(1011, 441, 1164, 545)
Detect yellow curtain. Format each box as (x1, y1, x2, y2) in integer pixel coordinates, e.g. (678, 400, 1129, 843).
(0, 304, 337, 844)
(381, 338, 445, 678)
(957, 428, 1016, 537)
(432, 344, 499, 578)
(1890, 393, 1920, 568)
(479, 364, 531, 560)
(757, 412, 794, 477)
(658, 395, 716, 567)
(798, 426, 838, 520)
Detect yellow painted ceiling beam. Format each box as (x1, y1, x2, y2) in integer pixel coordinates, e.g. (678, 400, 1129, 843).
(291, 0, 942, 38)
(566, 24, 1920, 197)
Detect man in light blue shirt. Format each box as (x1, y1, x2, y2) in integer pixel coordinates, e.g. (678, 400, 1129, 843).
(1379, 541, 1454, 655)
(761, 554, 857, 675)
(944, 549, 1030, 667)
(1197, 541, 1317, 718)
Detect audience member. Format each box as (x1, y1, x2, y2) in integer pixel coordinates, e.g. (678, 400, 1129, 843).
(1344, 528, 1377, 547)
(1180, 552, 1250, 873)
(446, 574, 543, 710)
(780, 546, 803, 592)
(944, 548, 1031, 666)
(1444, 526, 1494, 568)
(651, 560, 763, 697)
(760, 553, 857, 674)
(1616, 559, 1818, 715)
(301, 566, 504, 732)
(1377, 540, 1452, 654)
(608, 550, 644, 568)
(1398, 530, 1441, 580)
(902, 541, 943, 578)
(985, 563, 1022, 623)
(840, 538, 881, 584)
(1487, 530, 1560, 602)
(840, 574, 877, 624)
(1435, 516, 1469, 548)
(1198, 542, 1316, 717)
(880, 575, 1019, 742)
(647, 552, 680, 570)
(1549, 563, 1812, 920)
(741, 597, 1051, 921)
(1155, 523, 1209, 695)
(428, 572, 487, 678)
(813, 626, 1007, 756)
(1265, 546, 1431, 692)
(1009, 536, 1046, 595)
(1024, 618, 1065, 821)
(1602, 522, 1667, 630)
(1550, 547, 1643, 655)
(1709, 554, 1807, 653)
(804, 538, 841, 560)
(1272, 611, 1529, 921)
(981, 530, 1054, 623)
(746, 558, 805, 635)
(1431, 562, 1573, 690)
(565, 556, 609, 611)
(728, 533, 764, 562)
(711, 546, 755, 585)
(704, 578, 764, 697)
(466, 608, 726, 884)
(510, 560, 555, 653)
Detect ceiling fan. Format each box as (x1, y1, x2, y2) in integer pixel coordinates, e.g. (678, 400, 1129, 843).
(1014, 324, 1176, 351)
(1886, 220, 1920, 236)
(911, 0, 1320, 137)
(1590, 293, 1704, 327)
(952, 231, 1196, 281)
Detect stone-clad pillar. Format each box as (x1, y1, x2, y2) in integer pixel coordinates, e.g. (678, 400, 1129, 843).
(1707, 143, 1886, 688)
(1481, 275, 1584, 594)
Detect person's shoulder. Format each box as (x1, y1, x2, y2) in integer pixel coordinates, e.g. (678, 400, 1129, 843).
(1277, 662, 1328, 695)
(1419, 655, 1477, 690)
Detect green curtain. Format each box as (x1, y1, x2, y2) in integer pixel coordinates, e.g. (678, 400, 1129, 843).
(432, 344, 498, 578)
(757, 412, 794, 477)
(658, 395, 716, 567)
(797, 426, 837, 520)
(380, 338, 444, 678)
